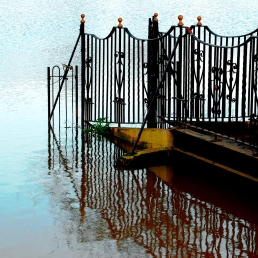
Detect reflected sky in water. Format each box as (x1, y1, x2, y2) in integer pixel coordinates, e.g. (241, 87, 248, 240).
(1, 0, 258, 257)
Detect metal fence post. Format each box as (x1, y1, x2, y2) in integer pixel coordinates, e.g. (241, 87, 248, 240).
(80, 14, 85, 131)
(147, 13, 159, 128)
(177, 15, 184, 121)
(47, 67, 51, 122)
(75, 65, 79, 127)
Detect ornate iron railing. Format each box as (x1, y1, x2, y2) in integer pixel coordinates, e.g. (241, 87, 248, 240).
(47, 14, 258, 152)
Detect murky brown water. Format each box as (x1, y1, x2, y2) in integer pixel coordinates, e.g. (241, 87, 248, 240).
(1, 0, 258, 257)
(41, 126, 258, 257)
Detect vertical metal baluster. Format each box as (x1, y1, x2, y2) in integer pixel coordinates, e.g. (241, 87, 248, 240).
(75, 65, 78, 127)
(222, 45, 228, 125)
(94, 37, 97, 122)
(48, 67, 51, 122)
(80, 14, 85, 131)
(114, 28, 117, 124)
(71, 66, 74, 127)
(58, 67, 61, 129)
(98, 39, 101, 119)
(89, 35, 93, 122)
(242, 42, 248, 142)
(190, 35, 195, 124)
(123, 29, 126, 124)
(133, 38, 135, 123)
(137, 39, 141, 123)
(102, 39, 105, 119)
(167, 35, 172, 122)
(249, 38, 255, 146)
(127, 33, 131, 122)
(106, 37, 109, 120)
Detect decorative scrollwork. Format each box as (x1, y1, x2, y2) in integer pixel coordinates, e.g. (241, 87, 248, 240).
(143, 62, 148, 68)
(115, 51, 125, 63)
(226, 94, 236, 102)
(85, 57, 92, 67)
(211, 103, 221, 115)
(227, 60, 238, 73)
(253, 54, 258, 71)
(254, 54, 258, 62)
(212, 67, 223, 81)
(143, 62, 148, 75)
(85, 98, 93, 104)
(193, 93, 204, 100)
(114, 97, 125, 104)
(115, 51, 125, 98)
(194, 49, 203, 62)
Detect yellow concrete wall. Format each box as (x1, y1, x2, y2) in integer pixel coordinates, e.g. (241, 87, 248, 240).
(110, 128, 174, 149)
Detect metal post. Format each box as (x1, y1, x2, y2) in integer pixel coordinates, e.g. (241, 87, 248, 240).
(47, 67, 51, 122)
(75, 65, 79, 127)
(177, 23, 183, 121)
(81, 14, 85, 131)
(147, 13, 159, 128)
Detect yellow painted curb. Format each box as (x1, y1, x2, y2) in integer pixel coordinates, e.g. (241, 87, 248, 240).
(110, 127, 173, 149)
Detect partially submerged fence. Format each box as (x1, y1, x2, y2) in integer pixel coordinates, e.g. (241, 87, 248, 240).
(48, 14, 258, 152)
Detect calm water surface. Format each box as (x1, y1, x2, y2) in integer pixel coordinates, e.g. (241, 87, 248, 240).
(1, 0, 258, 257)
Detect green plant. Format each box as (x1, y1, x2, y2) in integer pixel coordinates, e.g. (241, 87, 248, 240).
(83, 117, 111, 137)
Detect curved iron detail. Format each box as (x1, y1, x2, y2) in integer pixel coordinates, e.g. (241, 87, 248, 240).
(211, 101, 222, 115)
(227, 60, 237, 73)
(254, 53, 258, 63)
(211, 67, 223, 80)
(85, 57, 92, 67)
(114, 97, 125, 104)
(253, 53, 258, 108)
(225, 60, 238, 104)
(210, 67, 224, 116)
(115, 51, 125, 99)
(114, 50, 126, 125)
(194, 49, 203, 63)
(193, 93, 204, 100)
(85, 57, 92, 100)
(143, 62, 148, 75)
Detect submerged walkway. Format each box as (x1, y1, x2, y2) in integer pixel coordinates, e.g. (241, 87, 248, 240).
(112, 125, 258, 186)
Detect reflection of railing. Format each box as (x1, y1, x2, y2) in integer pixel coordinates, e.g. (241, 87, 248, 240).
(48, 127, 258, 257)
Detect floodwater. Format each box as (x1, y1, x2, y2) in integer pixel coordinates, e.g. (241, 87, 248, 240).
(1, 0, 258, 257)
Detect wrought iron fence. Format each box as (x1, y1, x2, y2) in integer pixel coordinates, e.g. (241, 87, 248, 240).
(47, 14, 258, 151)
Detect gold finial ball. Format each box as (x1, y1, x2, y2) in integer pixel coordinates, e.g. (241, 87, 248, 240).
(154, 13, 158, 22)
(178, 15, 184, 26)
(197, 16, 202, 26)
(118, 17, 123, 28)
(81, 14, 85, 23)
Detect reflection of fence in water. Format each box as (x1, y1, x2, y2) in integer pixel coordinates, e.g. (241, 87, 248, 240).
(48, 127, 258, 257)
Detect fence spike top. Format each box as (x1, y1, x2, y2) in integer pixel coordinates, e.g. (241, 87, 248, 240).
(81, 14, 85, 23)
(178, 15, 184, 26)
(118, 18, 123, 28)
(153, 13, 158, 22)
(197, 16, 202, 26)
